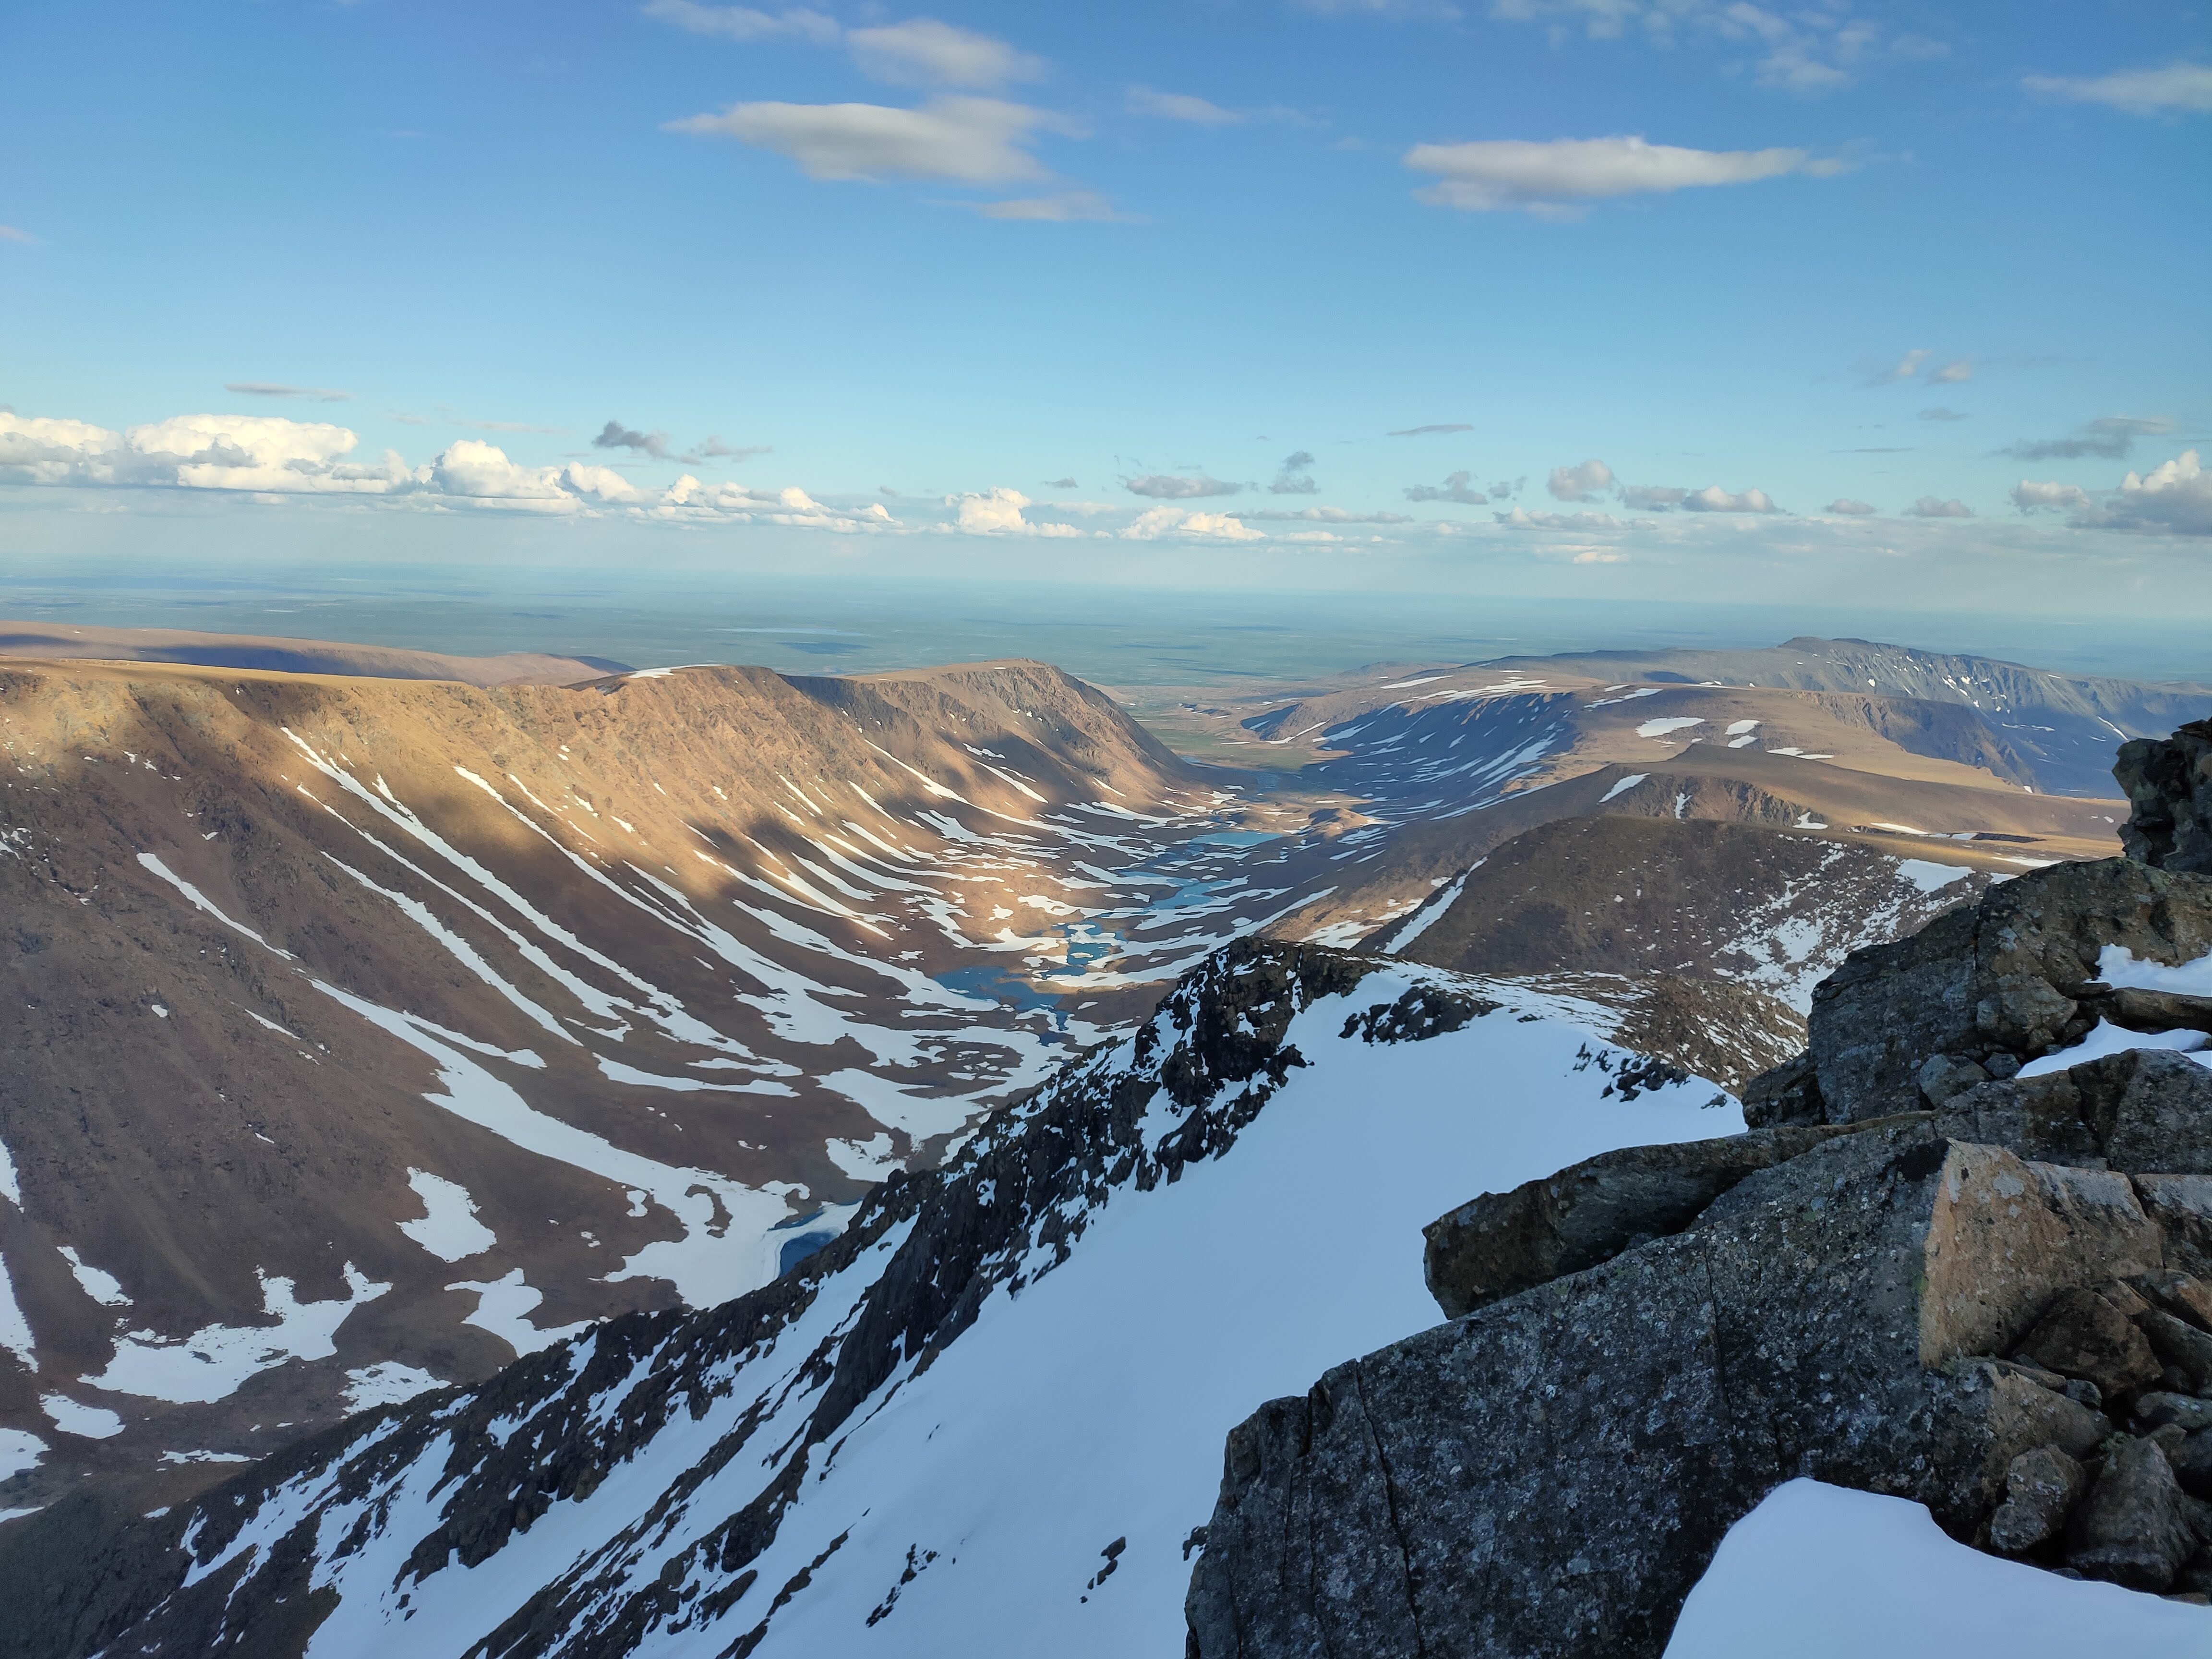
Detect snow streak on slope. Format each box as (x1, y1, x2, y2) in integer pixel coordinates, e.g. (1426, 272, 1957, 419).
(40, 945, 1742, 1658)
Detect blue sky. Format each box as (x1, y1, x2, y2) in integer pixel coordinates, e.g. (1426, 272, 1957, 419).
(1, 0, 2207, 619)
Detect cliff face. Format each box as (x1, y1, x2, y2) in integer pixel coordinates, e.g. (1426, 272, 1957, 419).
(1187, 739, 2212, 1656)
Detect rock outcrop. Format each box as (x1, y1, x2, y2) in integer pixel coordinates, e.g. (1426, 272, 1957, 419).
(2116, 719, 2212, 875)
(1187, 732, 2212, 1657)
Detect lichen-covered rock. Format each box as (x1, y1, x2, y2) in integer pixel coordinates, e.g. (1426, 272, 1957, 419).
(1989, 1445, 2088, 1553)
(1187, 1130, 2157, 1659)
(2115, 718, 2212, 875)
(1420, 1121, 1875, 1320)
(1920, 1052, 1992, 1106)
(2066, 1436, 2200, 1590)
(1935, 1048, 2212, 1173)
(2140, 1307, 2212, 1393)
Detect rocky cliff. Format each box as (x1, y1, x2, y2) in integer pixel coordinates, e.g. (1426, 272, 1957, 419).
(1187, 735, 2212, 1656)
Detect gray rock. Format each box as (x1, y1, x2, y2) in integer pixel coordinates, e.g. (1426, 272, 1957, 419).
(2107, 986, 2212, 1036)
(1421, 1122, 1880, 1320)
(2136, 1393, 2212, 1434)
(2016, 1286, 2166, 1399)
(1797, 858, 2212, 1125)
(1739, 1050, 1823, 1129)
(1989, 1445, 2088, 1553)
(2140, 1308, 2212, 1394)
(1984, 1050, 2023, 1080)
(1920, 1053, 1992, 1106)
(2136, 1175, 2212, 1280)
(1189, 1131, 2138, 1659)
(2114, 719, 2212, 876)
(2066, 1436, 2200, 1590)
(1934, 1047, 2212, 1174)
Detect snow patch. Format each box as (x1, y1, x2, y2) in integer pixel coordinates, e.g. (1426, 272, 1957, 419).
(1599, 773, 1647, 804)
(447, 1270, 589, 1358)
(2097, 943, 2212, 998)
(343, 1362, 446, 1413)
(1635, 717, 1705, 739)
(1894, 859, 1973, 894)
(2016, 1018, 2211, 1080)
(41, 1396, 124, 1440)
(397, 1171, 497, 1263)
(80, 1264, 391, 1404)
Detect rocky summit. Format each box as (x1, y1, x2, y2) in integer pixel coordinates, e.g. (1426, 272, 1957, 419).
(1187, 734, 2212, 1655)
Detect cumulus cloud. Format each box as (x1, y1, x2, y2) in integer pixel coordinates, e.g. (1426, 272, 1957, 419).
(971, 190, 1121, 221)
(1999, 415, 2174, 461)
(2072, 451, 2212, 536)
(1125, 472, 1241, 499)
(2010, 480, 2089, 513)
(1270, 450, 1318, 494)
(941, 486, 1082, 537)
(226, 382, 351, 403)
(0, 408, 897, 530)
(1673, 484, 1780, 513)
(643, 1, 839, 44)
(1127, 87, 1241, 124)
(1620, 484, 1686, 510)
(848, 19, 1043, 89)
(2024, 62, 2212, 115)
(1547, 457, 1615, 501)
(1404, 469, 1485, 505)
(1246, 505, 1413, 523)
(1905, 496, 1973, 518)
(1404, 135, 1830, 216)
(671, 96, 1061, 184)
(1826, 498, 1876, 515)
(1494, 505, 1623, 530)
(593, 420, 673, 459)
(1117, 506, 1263, 541)
(1388, 422, 1472, 436)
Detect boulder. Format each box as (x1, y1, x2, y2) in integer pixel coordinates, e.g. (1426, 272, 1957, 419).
(1932, 1046, 2212, 1174)
(1989, 1445, 2088, 1553)
(1919, 1053, 1992, 1106)
(2114, 719, 2212, 876)
(2014, 1287, 2165, 1399)
(1421, 1122, 1874, 1320)
(2136, 1393, 2212, 1434)
(2174, 1431, 2212, 1499)
(2066, 1436, 2200, 1590)
(2139, 1308, 2212, 1394)
(1188, 1130, 2155, 1659)
(2135, 1269, 2212, 1330)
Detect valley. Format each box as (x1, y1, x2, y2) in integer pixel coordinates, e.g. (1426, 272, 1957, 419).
(0, 627, 2201, 1541)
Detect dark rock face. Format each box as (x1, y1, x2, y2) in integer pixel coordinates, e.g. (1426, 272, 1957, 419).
(2066, 1436, 2200, 1589)
(1990, 1445, 2087, 1553)
(2015, 1286, 2164, 1398)
(1936, 1049, 2212, 1173)
(2116, 719, 2212, 875)
(1185, 1130, 2212, 1656)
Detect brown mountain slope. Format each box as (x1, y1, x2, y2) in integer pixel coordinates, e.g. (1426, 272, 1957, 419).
(0, 622, 624, 686)
(0, 654, 1274, 1512)
(1371, 815, 1991, 1015)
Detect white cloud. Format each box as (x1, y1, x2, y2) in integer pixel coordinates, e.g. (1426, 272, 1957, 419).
(1125, 473, 1242, 499)
(0, 223, 38, 245)
(2010, 480, 2089, 513)
(848, 19, 1043, 90)
(2001, 415, 2174, 461)
(1681, 484, 1779, 513)
(643, 1, 837, 42)
(971, 190, 1121, 221)
(1905, 495, 1973, 518)
(1930, 359, 1972, 384)
(1826, 498, 1876, 515)
(1127, 87, 1241, 124)
(2025, 62, 2212, 115)
(1495, 505, 1623, 530)
(945, 486, 1081, 536)
(0, 408, 895, 530)
(1406, 134, 1827, 215)
(1547, 457, 1614, 501)
(1117, 506, 1263, 541)
(1620, 484, 1686, 510)
(1873, 347, 1930, 384)
(2074, 450, 2212, 536)
(670, 96, 1061, 184)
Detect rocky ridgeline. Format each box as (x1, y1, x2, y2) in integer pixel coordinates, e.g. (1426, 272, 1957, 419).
(1188, 725, 2212, 1657)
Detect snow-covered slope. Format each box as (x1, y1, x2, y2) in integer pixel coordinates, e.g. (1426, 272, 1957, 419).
(0, 944, 1741, 1658)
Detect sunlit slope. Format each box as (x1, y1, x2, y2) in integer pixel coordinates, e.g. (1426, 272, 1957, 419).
(0, 656, 1276, 1506)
